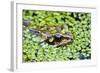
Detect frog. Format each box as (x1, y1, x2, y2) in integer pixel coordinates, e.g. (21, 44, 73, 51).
(43, 32, 73, 47)
(30, 28, 73, 47)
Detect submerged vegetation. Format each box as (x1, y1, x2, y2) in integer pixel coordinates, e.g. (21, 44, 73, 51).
(22, 10, 91, 62)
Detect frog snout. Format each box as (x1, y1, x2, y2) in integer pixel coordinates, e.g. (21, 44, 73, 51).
(64, 32, 73, 39)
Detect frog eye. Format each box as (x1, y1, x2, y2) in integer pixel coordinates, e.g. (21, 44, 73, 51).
(55, 33, 62, 38)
